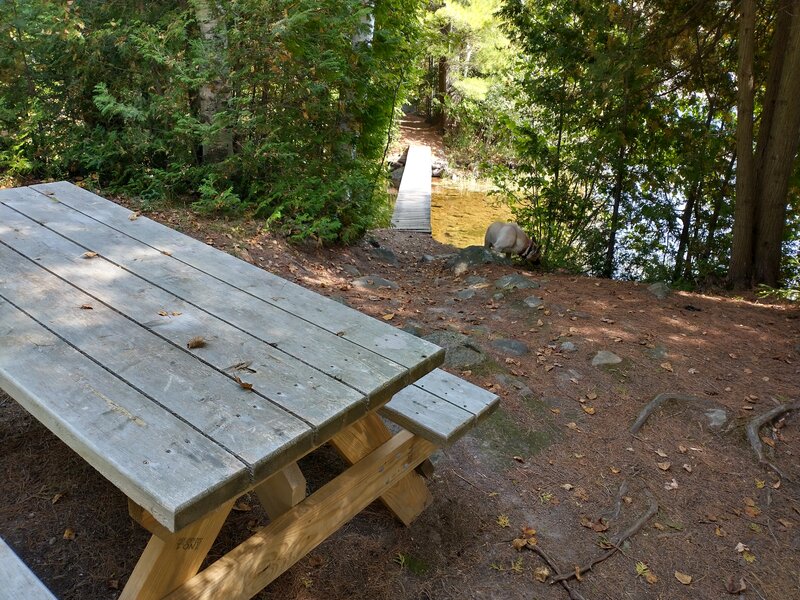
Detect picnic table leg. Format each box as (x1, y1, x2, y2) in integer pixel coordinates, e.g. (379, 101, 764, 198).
(253, 462, 307, 519)
(119, 499, 235, 600)
(330, 412, 433, 525)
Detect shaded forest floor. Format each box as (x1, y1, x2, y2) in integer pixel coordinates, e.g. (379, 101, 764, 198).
(1, 123, 799, 599)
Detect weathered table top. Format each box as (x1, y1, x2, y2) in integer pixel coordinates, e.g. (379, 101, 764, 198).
(0, 182, 443, 532)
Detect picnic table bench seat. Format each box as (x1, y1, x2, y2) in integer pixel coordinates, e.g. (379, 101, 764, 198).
(381, 368, 499, 446)
(0, 538, 57, 600)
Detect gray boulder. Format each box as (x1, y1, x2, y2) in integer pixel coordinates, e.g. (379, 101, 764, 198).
(591, 350, 622, 367)
(492, 339, 529, 356)
(371, 247, 398, 266)
(648, 281, 671, 300)
(445, 246, 512, 276)
(495, 274, 541, 290)
(352, 275, 398, 290)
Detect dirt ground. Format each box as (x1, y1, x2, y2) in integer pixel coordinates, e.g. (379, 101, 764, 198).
(2, 127, 800, 599)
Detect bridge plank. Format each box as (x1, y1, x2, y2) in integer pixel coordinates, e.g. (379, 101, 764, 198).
(391, 145, 432, 233)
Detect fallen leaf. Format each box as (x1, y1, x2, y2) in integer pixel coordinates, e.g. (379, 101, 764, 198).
(497, 515, 510, 528)
(729, 353, 738, 359)
(682, 464, 693, 473)
(533, 566, 550, 583)
(158, 310, 169, 316)
(582, 405, 596, 415)
(657, 462, 671, 471)
(688, 367, 699, 374)
(653, 522, 665, 530)
(655, 449, 668, 458)
(567, 422, 578, 430)
(660, 362, 673, 372)
(742, 551, 756, 563)
(755, 479, 765, 489)
(735, 542, 748, 553)
(186, 336, 206, 349)
(743, 497, 756, 507)
(744, 506, 762, 518)
(511, 537, 527, 551)
(381, 313, 395, 321)
(777, 519, 793, 528)
(715, 525, 726, 537)
(63, 528, 76, 540)
(574, 565, 583, 581)
(678, 445, 688, 453)
(79, 304, 93, 310)
(586, 392, 598, 400)
(234, 375, 253, 391)
(128, 212, 139, 221)
(51, 492, 65, 504)
(674, 571, 692, 585)
(664, 478, 679, 490)
(550, 407, 561, 414)
(573, 488, 589, 501)
(761, 436, 775, 448)
(560, 483, 574, 491)
(161, 249, 172, 256)
(610, 467, 621, 474)
(513, 456, 525, 463)
(772, 479, 781, 489)
(233, 501, 252, 512)
(521, 526, 537, 537)
(81, 251, 98, 259)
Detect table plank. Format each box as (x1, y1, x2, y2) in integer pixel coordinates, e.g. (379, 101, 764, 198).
(0, 299, 249, 532)
(29, 182, 444, 370)
(2, 186, 436, 410)
(0, 239, 313, 482)
(0, 203, 369, 444)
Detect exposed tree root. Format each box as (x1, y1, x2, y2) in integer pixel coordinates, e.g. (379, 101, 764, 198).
(551, 493, 659, 584)
(629, 393, 703, 434)
(603, 480, 629, 522)
(746, 401, 800, 480)
(527, 544, 587, 600)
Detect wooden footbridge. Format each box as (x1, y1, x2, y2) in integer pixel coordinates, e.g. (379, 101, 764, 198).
(391, 145, 431, 233)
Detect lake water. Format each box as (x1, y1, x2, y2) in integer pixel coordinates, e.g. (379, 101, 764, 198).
(430, 180, 513, 248)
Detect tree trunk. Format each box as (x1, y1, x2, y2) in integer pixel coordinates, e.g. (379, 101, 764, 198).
(194, 0, 233, 163)
(753, 6, 800, 286)
(754, 0, 792, 187)
(701, 153, 735, 272)
(728, 0, 757, 288)
(673, 180, 700, 281)
(602, 142, 627, 279)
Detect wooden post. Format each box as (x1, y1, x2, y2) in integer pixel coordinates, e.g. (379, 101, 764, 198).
(253, 462, 307, 519)
(330, 412, 432, 526)
(119, 499, 235, 600)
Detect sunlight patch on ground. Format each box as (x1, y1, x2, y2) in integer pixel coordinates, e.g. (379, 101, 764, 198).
(430, 180, 513, 248)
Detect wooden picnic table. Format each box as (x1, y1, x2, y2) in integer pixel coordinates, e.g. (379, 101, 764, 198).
(0, 182, 448, 599)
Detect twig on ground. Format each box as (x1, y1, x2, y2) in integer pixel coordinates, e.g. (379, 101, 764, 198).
(528, 544, 587, 600)
(552, 492, 659, 584)
(746, 401, 800, 480)
(450, 469, 484, 492)
(629, 393, 703, 434)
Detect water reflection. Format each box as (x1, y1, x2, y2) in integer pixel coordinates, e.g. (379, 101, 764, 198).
(430, 180, 512, 248)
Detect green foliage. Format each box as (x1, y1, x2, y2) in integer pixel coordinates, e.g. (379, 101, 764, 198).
(0, 0, 424, 244)
(487, 0, 742, 280)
